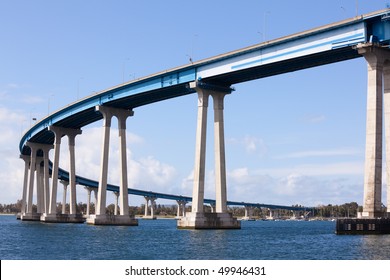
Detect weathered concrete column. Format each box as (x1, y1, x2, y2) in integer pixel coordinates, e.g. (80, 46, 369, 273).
(176, 201, 180, 217)
(268, 209, 274, 220)
(291, 210, 300, 220)
(384, 62, 390, 215)
(19, 155, 30, 215)
(182, 201, 187, 217)
(211, 92, 228, 213)
(116, 109, 134, 215)
(244, 206, 254, 220)
(67, 129, 82, 215)
(37, 162, 45, 214)
(114, 192, 119, 215)
(143, 196, 156, 219)
(144, 197, 149, 217)
(191, 84, 209, 214)
(95, 106, 113, 216)
(40, 145, 53, 215)
(357, 44, 390, 218)
(93, 189, 98, 213)
(60, 180, 69, 214)
(48, 126, 62, 215)
(176, 200, 187, 217)
(36, 162, 43, 214)
(85, 187, 92, 216)
(25, 143, 38, 214)
(150, 198, 155, 218)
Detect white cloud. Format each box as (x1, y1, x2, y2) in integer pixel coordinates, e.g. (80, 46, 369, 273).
(62, 126, 178, 197)
(228, 135, 268, 156)
(275, 148, 361, 159)
(0, 106, 29, 203)
(226, 163, 366, 207)
(303, 114, 326, 123)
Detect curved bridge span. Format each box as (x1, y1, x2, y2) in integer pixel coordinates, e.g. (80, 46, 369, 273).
(19, 9, 390, 227)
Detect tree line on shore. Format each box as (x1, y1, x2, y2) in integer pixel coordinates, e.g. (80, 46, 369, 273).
(1, 200, 383, 218)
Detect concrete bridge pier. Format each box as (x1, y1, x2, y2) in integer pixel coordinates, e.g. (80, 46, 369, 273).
(61, 180, 68, 214)
(86, 106, 137, 226)
(176, 200, 187, 218)
(268, 209, 279, 220)
(143, 196, 157, 219)
(178, 81, 240, 229)
(290, 210, 300, 220)
(18, 155, 30, 218)
(20, 143, 52, 221)
(242, 206, 255, 220)
(35, 160, 44, 215)
(336, 44, 390, 234)
(84, 187, 98, 217)
(40, 126, 84, 223)
(113, 192, 119, 215)
(357, 44, 390, 218)
(85, 187, 92, 216)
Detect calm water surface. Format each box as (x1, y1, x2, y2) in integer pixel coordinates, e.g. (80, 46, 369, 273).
(1, 215, 389, 260)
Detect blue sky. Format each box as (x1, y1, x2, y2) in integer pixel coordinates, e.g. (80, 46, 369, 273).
(0, 0, 389, 208)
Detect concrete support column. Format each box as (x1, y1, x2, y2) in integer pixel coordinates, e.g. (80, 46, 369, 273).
(61, 180, 69, 214)
(244, 206, 254, 220)
(67, 130, 82, 215)
(26, 143, 37, 214)
(144, 197, 149, 216)
(269, 209, 274, 219)
(244, 206, 249, 219)
(384, 63, 390, 215)
(182, 202, 187, 217)
(48, 126, 62, 215)
(19, 155, 30, 214)
(291, 210, 299, 219)
(85, 187, 92, 216)
(35, 163, 43, 214)
(41, 145, 53, 214)
(190, 85, 209, 214)
(114, 192, 119, 215)
(95, 106, 113, 216)
(357, 44, 390, 218)
(143, 196, 156, 219)
(150, 198, 156, 218)
(36, 162, 43, 214)
(176, 200, 187, 217)
(93, 190, 98, 213)
(211, 92, 228, 213)
(176, 201, 181, 217)
(116, 109, 134, 215)
(210, 203, 215, 213)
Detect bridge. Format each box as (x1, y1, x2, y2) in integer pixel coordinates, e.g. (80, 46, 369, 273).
(18, 9, 390, 228)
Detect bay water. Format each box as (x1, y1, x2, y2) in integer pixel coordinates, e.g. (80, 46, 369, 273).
(1, 215, 389, 260)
